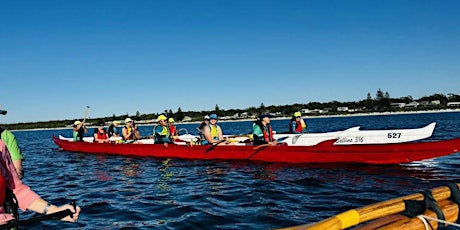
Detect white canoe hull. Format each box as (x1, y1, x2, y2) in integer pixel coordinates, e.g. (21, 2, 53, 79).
(59, 122, 436, 147)
(274, 122, 436, 146)
(58, 135, 122, 142)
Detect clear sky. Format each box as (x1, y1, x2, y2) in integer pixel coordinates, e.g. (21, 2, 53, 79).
(1, 0, 459, 124)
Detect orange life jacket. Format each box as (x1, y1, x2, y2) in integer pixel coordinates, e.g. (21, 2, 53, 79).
(169, 124, 178, 136)
(124, 126, 134, 140)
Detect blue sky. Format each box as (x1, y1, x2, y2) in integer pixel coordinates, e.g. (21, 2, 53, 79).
(1, 0, 459, 124)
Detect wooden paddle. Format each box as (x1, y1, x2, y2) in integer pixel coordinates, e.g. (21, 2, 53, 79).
(225, 133, 252, 139)
(83, 106, 90, 122)
(253, 136, 289, 150)
(204, 139, 228, 153)
(291, 134, 302, 144)
(0, 201, 77, 230)
(277, 183, 460, 230)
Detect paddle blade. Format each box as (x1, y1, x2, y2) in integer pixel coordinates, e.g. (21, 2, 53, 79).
(291, 135, 301, 144)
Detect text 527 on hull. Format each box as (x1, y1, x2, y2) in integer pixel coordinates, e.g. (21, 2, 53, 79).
(53, 135, 460, 165)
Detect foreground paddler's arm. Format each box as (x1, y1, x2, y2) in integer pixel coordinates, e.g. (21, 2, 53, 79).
(276, 184, 458, 230)
(0, 202, 78, 229)
(25, 199, 80, 223)
(0, 142, 81, 226)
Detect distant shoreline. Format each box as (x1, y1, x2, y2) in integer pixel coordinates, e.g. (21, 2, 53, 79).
(12, 108, 460, 132)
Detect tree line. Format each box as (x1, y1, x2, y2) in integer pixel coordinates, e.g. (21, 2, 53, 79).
(2, 90, 459, 131)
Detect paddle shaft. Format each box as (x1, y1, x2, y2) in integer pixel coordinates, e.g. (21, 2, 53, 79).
(253, 136, 289, 150)
(204, 139, 228, 153)
(0, 207, 74, 229)
(225, 133, 252, 139)
(283, 184, 459, 230)
(83, 106, 90, 122)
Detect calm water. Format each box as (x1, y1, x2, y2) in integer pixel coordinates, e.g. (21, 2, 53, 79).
(11, 111, 460, 229)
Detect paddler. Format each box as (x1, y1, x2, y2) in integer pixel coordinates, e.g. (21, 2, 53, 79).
(168, 118, 178, 138)
(201, 114, 225, 145)
(289, 111, 307, 134)
(0, 106, 24, 179)
(197, 115, 210, 143)
(93, 120, 109, 143)
(72, 119, 87, 142)
(122, 118, 140, 143)
(0, 108, 81, 226)
(253, 113, 277, 146)
(153, 115, 174, 147)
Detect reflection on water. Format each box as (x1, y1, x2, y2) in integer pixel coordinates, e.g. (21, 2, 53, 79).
(121, 158, 141, 178)
(157, 158, 174, 193)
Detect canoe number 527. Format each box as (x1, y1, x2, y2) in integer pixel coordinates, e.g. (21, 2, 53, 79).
(387, 133, 401, 138)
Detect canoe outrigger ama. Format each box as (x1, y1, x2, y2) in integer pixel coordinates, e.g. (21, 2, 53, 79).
(274, 122, 436, 146)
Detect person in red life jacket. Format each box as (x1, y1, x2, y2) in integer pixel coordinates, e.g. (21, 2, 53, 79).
(168, 118, 178, 138)
(289, 111, 307, 134)
(0, 112, 80, 225)
(93, 121, 109, 143)
(252, 114, 278, 146)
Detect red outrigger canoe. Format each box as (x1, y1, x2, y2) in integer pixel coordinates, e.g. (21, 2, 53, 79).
(52, 135, 460, 164)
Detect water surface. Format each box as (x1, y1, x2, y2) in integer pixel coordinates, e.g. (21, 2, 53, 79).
(12, 111, 460, 229)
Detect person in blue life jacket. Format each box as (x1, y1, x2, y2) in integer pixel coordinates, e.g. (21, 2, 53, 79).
(253, 114, 277, 146)
(289, 111, 307, 134)
(153, 115, 173, 147)
(107, 120, 120, 138)
(201, 114, 225, 145)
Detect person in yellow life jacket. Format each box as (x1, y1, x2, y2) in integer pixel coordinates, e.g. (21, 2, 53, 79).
(202, 114, 225, 145)
(168, 118, 178, 138)
(154, 115, 173, 147)
(289, 111, 307, 134)
(253, 114, 277, 146)
(122, 118, 140, 143)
